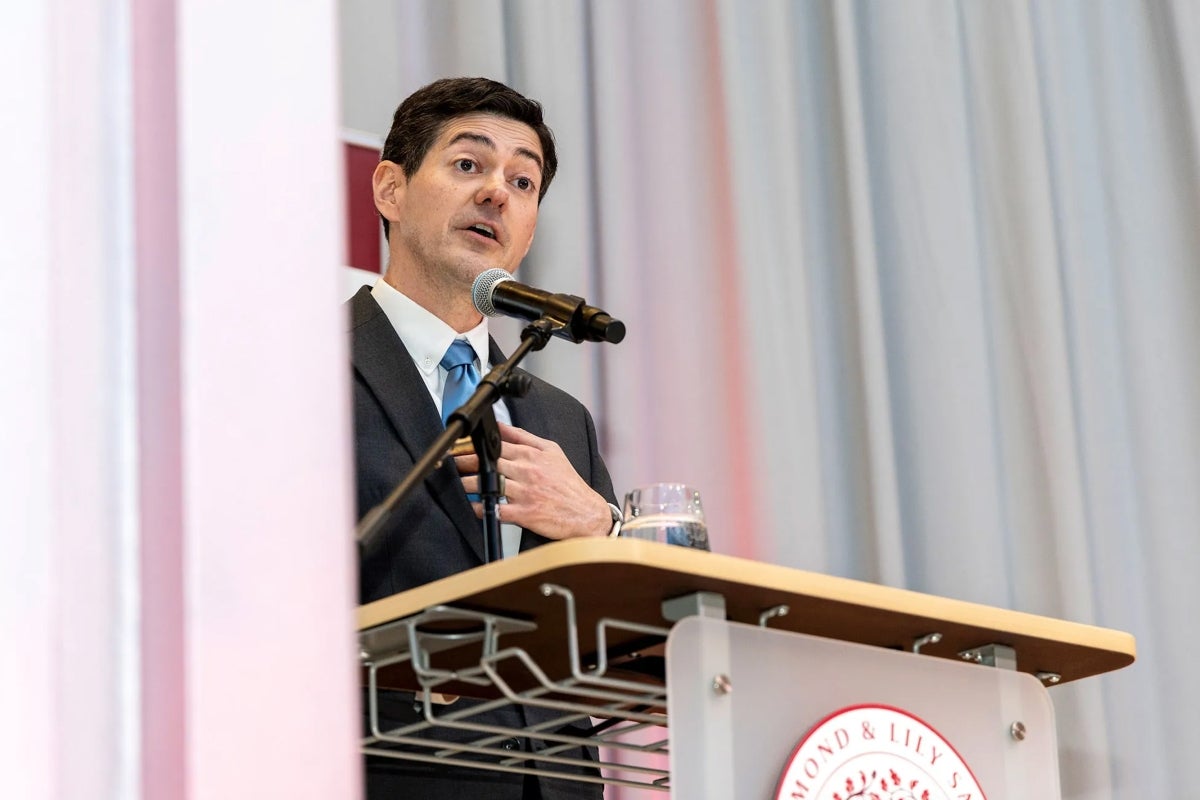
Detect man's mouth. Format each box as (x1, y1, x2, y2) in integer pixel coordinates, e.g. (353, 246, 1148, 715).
(466, 223, 497, 241)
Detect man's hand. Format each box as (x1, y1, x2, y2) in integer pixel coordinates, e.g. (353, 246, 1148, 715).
(455, 422, 612, 539)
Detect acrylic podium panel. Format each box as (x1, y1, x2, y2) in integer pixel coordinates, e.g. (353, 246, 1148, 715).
(668, 616, 1059, 799)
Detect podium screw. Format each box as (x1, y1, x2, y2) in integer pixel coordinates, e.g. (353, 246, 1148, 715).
(1036, 671, 1062, 685)
(1009, 721, 1027, 741)
(712, 674, 733, 695)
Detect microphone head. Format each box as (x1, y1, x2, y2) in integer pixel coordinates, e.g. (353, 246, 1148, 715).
(471, 268, 514, 317)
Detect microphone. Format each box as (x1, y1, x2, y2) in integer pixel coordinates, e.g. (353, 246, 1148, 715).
(471, 268, 626, 344)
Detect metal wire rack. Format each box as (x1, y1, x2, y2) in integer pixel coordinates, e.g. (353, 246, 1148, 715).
(360, 583, 673, 792)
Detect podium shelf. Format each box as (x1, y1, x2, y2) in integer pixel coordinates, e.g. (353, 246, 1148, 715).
(359, 537, 1135, 690)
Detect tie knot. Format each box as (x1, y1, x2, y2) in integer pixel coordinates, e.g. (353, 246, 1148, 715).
(440, 339, 476, 371)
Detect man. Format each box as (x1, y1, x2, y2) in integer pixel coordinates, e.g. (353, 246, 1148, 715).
(348, 77, 619, 799)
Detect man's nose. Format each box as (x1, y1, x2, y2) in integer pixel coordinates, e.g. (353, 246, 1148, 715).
(474, 172, 509, 207)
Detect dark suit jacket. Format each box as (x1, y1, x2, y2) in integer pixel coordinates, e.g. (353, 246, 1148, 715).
(349, 286, 613, 800)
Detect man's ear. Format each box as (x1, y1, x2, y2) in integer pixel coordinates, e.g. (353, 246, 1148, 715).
(372, 161, 405, 226)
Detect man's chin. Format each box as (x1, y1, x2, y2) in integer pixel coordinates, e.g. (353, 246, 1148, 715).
(440, 261, 498, 297)
(459, 259, 515, 285)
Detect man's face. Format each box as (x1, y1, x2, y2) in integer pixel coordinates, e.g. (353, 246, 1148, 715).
(382, 113, 544, 295)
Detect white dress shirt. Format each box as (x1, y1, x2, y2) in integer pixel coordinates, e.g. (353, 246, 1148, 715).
(371, 279, 523, 558)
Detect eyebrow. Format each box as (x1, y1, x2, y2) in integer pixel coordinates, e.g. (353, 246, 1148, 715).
(447, 131, 544, 178)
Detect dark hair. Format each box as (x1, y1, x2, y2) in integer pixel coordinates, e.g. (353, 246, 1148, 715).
(378, 77, 558, 239)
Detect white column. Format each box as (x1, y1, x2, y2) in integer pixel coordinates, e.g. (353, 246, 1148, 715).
(1, 0, 359, 797)
(176, 0, 358, 798)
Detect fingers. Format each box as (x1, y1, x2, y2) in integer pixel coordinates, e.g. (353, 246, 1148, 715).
(461, 473, 510, 497)
(469, 500, 507, 522)
(454, 451, 521, 478)
(453, 453, 479, 475)
(454, 442, 538, 480)
(452, 425, 540, 473)
(498, 421, 556, 449)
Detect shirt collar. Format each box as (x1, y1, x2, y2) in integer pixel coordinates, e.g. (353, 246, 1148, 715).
(370, 279, 490, 375)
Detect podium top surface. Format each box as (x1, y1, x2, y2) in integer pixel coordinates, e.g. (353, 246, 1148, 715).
(358, 538, 1135, 686)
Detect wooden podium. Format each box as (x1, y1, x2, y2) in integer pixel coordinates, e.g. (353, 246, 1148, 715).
(358, 538, 1135, 797)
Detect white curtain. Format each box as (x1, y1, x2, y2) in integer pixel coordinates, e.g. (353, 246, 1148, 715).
(340, 1, 1200, 797)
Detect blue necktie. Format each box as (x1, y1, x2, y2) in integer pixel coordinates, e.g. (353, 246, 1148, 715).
(440, 339, 480, 427)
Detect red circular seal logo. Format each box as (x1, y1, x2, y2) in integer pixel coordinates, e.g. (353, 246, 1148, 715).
(774, 704, 987, 800)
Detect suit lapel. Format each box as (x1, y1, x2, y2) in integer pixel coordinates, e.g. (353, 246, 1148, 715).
(350, 287, 487, 562)
(489, 336, 553, 436)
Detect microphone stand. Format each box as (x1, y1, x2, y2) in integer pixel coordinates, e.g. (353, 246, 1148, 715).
(356, 316, 562, 561)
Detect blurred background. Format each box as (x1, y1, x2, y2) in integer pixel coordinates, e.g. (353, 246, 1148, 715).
(340, 4, 1200, 794)
(4, 1, 1197, 798)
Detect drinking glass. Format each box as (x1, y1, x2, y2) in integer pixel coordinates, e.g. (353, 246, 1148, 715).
(619, 483, 710, 551)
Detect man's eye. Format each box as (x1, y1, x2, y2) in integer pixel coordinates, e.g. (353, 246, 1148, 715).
(456, 159, 476, 172)
(515, 177, 533, 191)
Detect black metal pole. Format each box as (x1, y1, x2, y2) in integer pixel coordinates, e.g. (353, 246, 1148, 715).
(471, 405, 503, 563)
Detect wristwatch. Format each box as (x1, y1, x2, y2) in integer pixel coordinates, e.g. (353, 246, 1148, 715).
(606, 503, 623, 538)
